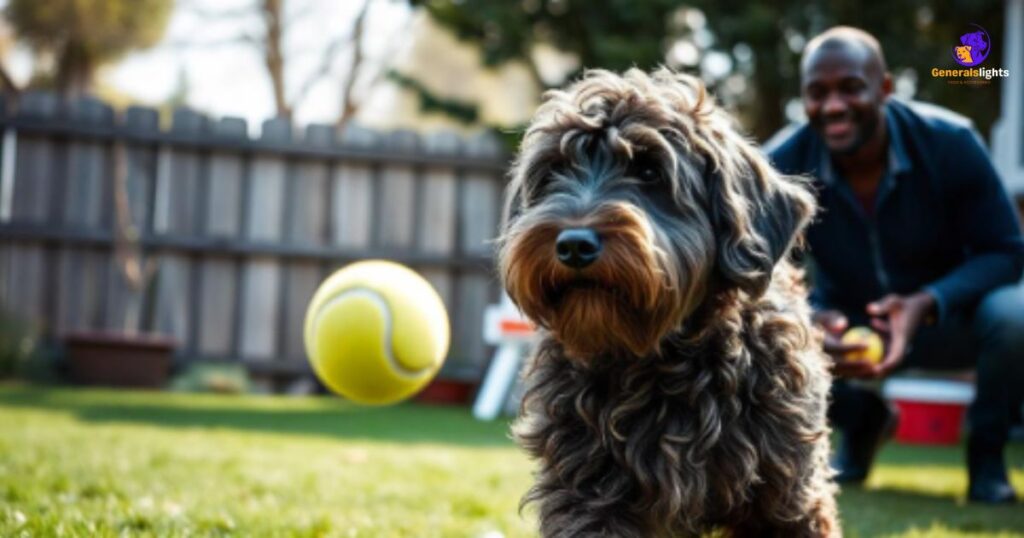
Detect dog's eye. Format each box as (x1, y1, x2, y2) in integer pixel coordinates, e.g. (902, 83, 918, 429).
(637, 166, 662, 183)
(629, 159, 664, 184)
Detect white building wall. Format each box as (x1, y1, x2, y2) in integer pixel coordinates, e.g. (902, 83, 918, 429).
(992, 0, 1024, 195)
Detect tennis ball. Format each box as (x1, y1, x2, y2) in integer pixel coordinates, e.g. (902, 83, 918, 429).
(841, 326, 884, 364)
(303, 260, 450, 405)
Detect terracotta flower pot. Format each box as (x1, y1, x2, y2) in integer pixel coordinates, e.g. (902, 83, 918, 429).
(65, 331, 176, 388)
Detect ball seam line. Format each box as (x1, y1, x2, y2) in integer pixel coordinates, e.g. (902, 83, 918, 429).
(311, 287, 432, 381)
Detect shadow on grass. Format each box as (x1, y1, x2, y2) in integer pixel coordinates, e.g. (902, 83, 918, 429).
(0, 385, 517, 447)
(837, 484, 1024, 537)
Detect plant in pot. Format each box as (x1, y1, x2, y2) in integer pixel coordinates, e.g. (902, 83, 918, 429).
(65, 142, 175, 388)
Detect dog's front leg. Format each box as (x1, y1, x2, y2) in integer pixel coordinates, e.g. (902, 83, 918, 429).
(515, 384, 652, 536)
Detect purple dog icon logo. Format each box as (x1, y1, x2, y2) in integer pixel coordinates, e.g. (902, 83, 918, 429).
(952, 24, 991, 67)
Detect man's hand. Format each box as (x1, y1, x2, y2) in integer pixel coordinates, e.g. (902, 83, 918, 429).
(811, 310, 876, 379)
(865, 291, 936, 378)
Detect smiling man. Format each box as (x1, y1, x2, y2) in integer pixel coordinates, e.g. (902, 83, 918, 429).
(766, 26, 1024, 503)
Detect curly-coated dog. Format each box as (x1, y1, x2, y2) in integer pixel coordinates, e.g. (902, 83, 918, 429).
(498, 68, 839, 537)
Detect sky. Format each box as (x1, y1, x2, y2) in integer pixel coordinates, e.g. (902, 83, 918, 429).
(3, 0, 413, 131)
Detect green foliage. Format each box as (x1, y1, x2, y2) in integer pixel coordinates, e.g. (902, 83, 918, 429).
(387, 69, 480, 124)
(0, 386, 1022, 536)
(415, 0, 680, 73)
(411, 0, 1006, 141)
(170, 363, 251, 395)
(5, 0, 173, 94)
(0, 310, 35, 379)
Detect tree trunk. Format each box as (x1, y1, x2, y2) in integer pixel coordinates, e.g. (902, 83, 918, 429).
(56, 40, 95, 98)
(336, 0, 371, 129)
(262, 0, 290, 118)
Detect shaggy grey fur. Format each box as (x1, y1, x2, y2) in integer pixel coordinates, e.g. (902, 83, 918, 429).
(498, 68, 839, 537)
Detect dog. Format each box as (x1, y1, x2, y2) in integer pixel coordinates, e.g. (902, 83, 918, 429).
(497, 68, 839, 537)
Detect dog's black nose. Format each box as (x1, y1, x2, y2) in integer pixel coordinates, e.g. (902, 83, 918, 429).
(555, 228, 602, 269)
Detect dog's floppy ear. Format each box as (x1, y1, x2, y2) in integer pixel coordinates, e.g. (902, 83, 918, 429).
(708, 143, 816, 297)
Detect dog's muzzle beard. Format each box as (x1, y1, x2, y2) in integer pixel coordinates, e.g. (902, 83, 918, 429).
(501, 201, 703, 360)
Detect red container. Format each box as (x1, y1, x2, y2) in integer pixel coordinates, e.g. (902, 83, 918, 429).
(415, 378, 475, 405)
(883, 379, 974, 445)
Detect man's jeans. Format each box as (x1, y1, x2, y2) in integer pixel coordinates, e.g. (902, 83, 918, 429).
(830, 283, 1024, 450)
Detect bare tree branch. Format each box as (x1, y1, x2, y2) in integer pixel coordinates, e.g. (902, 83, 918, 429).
(288, 34, 350, 113)
(172, 0, 401, 125)
(334, 1, 414, 129)
(261, 0, 289, 117)
(162, 32, 262, 50)
(284, 0, 316, 27)
(112, 142, 158, 299)
(180, 0, 259, 21)
(336, 0, 372, 128)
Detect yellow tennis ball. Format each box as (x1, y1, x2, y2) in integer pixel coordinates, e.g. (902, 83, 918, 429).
(303, 260, 450, 405)
(841, 326, 884, 364)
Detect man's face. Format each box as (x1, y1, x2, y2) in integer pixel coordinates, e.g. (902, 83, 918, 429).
(801, 47, 888, 155)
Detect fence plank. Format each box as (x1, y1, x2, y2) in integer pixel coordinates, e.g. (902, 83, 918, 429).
(152, 109, 207, 345)
(2, 244, 45, 329)
(10, 92, 59, 223)
(197, 117, 248, 355)
(153, 256, 190, 343)
(415, 131, 462, 349)
(375, 131, 418, 248)
(332, 125, 377, 248)
(418, 131, 459, 254)
(239, 118, 290, 361)
(56, 248, 108, 334)
(287, 125, 331, 245)
(55, 98, 114, 334)
(206, 117, 247, 237)
(0, 103, 510, 383)
(3, 95, 58, 336)
(239, 259, 280, 360)
(246, 118, 289, 241)
(198, 258, 237, 355)
(160, 109, 207, 236)
(63, 97, 113, 229)
(450, 133, 503, 368)
(282, 262, 319, 362)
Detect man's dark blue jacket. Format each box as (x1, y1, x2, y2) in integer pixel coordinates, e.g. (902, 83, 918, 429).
(765, 98, 1024, 323)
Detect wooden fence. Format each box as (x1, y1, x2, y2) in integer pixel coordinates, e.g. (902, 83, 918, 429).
(0, 92, 509, 386)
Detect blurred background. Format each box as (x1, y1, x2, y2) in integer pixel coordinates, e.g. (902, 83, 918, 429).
(0, 0, 1015, 142)
(0, 2, 1021, 536)
(0, 0, 1019, 394)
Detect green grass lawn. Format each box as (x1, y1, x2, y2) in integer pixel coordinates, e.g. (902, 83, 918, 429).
(0, 384, 1021, 537)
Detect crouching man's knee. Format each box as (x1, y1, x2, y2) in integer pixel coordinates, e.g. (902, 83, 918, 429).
(973, 283, 1024, 358)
